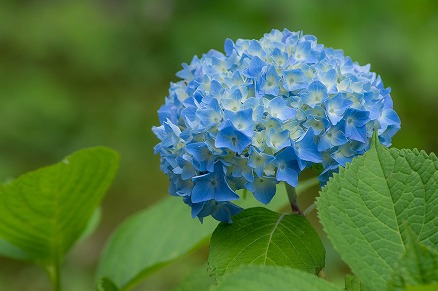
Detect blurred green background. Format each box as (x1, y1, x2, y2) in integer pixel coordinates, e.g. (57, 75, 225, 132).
(0, 0, 437, 290)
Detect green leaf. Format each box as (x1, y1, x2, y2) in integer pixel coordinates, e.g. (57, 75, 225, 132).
(78, 207, 102, 242)
(96, 277, 120, 291)
(317, 134, 438, 290)
(96, 197, 218, 290)
(208, 207, 325, 279)
(173, 264, 215, 291)
(345, 274, 369, 291)
(0, 147, 119, 267)
(388, 231, 438, 290)
(212, 265, 339, 291)
(0, 207, 101, 262)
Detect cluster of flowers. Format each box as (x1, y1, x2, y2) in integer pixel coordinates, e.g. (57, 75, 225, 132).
(153, 29, 400, 223)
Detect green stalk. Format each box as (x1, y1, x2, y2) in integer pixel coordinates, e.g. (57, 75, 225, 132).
(286, 184, 302, 215)
(46, 260, 62, 291)
(286, 177, 320, 215)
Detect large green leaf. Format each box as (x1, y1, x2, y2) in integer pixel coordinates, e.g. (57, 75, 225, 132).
(388, 231, 438, 290)
(209, 207, 325, 279)
(317, 135, 438, 290)
(0, 207, 101, 262)
(95, 197, 218, 290)
(212, 265, 339, 291)
(0, 147, 119, 268)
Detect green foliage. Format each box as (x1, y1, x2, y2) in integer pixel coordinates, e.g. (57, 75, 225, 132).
(388, 231, 438, 290)
(96, 197, 218, 290)
(208, 207, 325, 279)
(317, 134, 438, 290)
(0, 147, 118, 262)
(0, 207, 100, 261)
(0, 147, 119, 289)
(211, 265, 339, 291)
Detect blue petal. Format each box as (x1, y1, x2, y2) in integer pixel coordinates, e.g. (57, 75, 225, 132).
(331, 145, 355, 166)
(345, 124, 367, 143)
(274, 147, 300, 187)
(243, 56, 266, 78)
(270, 47, 288, 67)
(196, 99, 222, 128)
(248, 147, 275, 176)
(191, 177, 215, 203)
(223, 108, 254, 137)
(214, 202, 243, 223)
(319, 69, 337, 92)
(282, 68, 308, 91)
(295, 128, 323, 163)
(258, 65, 281, 96)
(215, 121, 252, 154)
(268, 97, 297, 121)
(247, 40, 264, 56)
(303, 116, 329, 136)
(294, 41, 316, 63)
(344, 108, 370, 127)
(215, 181, 240, 202)
(317, 122, 347, 152)
(246, 176, 277, 204)
(300, 81, 328, 108)
(231, 157, 254, 182)
(378, 109, 400, 132)
(186, 142, 215, 172)
(224, 38, 234, 56)
(318, 164, 339, 186)
(266, 129, 291, 152)
(379, 124, 400, 146)
(191, 163, 239, 203)
(276, 166, 299, 187)
(324, 93, 353, 125)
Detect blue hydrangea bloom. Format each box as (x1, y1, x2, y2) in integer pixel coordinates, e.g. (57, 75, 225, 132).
(153, 29, 400, 223)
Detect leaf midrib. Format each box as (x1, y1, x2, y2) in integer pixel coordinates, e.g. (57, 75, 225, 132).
(263, 213, 286, 264)
(49, 163, 68, 267)
(375, 145, 404, 250)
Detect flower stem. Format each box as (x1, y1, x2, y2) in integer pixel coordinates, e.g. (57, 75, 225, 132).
(303, 202, 317, 216)
(46, 261, 62, 291)
(285, 177, 320, 215)
(286, 184, 303, 215)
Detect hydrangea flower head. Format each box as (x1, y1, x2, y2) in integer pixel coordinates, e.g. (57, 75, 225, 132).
(153, 29, 400, 223)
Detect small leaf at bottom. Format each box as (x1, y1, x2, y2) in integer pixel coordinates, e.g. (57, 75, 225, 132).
(208, 207, 325, 278)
